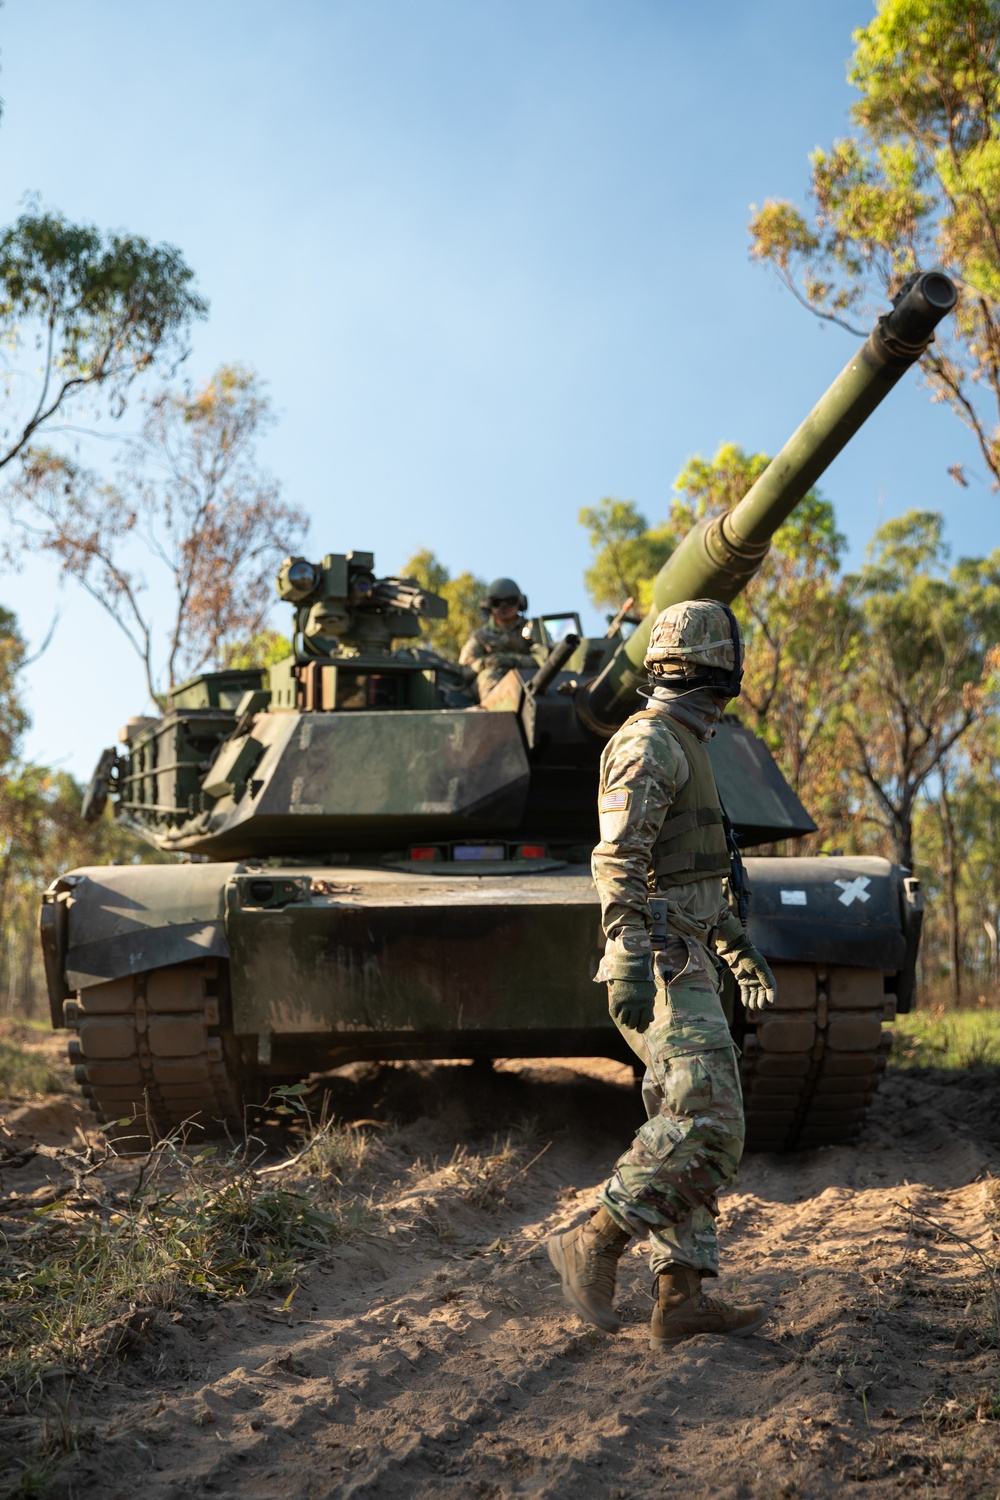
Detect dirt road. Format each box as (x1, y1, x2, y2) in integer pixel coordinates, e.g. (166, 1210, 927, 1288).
(3, 1050, 1000, 1499)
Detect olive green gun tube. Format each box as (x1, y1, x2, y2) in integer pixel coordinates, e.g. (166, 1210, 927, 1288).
(576, 270, 957, 736)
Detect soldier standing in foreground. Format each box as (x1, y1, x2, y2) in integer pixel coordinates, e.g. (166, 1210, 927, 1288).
(548, 600, 777, 1349)
(459, 578, 539, 700)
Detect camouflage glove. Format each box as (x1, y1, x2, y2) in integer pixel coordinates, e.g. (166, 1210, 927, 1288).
(606, 954, 656, 1033)
(717, 935, 776, 1011)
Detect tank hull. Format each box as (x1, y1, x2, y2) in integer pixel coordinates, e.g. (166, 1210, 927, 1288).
(45, 853, 918, 1151)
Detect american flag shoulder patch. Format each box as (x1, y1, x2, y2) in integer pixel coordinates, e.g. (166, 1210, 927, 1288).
(600, 788, 630, 812)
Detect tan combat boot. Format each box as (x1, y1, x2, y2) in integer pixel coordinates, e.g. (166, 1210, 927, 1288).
(650, 1265, 768, 1350)
(547, 1207, 631, 1332)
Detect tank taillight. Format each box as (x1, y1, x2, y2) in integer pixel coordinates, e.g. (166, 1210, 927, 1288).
(404, 842, 549, 864)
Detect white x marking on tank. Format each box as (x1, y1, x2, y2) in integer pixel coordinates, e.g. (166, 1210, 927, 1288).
(835, 876, 871, 907)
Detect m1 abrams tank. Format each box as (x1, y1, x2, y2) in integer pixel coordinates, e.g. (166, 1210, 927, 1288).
(44, 271, 956, 1151)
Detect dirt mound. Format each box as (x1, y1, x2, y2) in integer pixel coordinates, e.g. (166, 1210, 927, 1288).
(3, 1059, 998, 1498)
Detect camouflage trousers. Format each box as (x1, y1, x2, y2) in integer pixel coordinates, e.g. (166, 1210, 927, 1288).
(596, 934, 745, 1277)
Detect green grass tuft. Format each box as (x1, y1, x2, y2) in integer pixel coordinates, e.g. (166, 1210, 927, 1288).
(0, 1039, 64, 1097)
(892, 1009, 1000, 1071)
(0, 1135, 357, 1408)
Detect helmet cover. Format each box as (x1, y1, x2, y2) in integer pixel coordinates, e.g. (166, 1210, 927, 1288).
(644, 599, 744, 694)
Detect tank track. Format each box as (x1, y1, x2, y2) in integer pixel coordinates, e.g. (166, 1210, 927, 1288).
(62, 956, 892, 1153)
(63, 959, 245, 1148)
(737, 962, 893, 1152)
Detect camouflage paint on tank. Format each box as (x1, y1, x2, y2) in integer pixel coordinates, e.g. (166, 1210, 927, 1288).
(147, 709, 533, 858)
(44, 856, 916, 1041)
(224, 866, 607, 1040)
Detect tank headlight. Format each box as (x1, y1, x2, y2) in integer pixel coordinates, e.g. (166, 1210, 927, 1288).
(239, 876, 310, 908)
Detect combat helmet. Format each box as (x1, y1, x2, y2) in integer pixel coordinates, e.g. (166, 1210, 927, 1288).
(480, 577, 528, 615)
(644, 598, 744, 697)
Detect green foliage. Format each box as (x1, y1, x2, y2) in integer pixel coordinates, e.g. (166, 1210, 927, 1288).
(749, 0, 1000, 484)
(892, 1008, 1000, 1068)
(670, 445, 771, 523)
(850, 0, 1000, 149)
(911, 642, 1000, 1001)
(577, 448, 1000, 999)
(0, 1036, 64, 1097)
(579, 446, 849, 808)
(843, 511, 1000, 866)
(0, 1138, 351, 1407)
(0, 208, 206, 470)
(404, 547, 450, 596)
(0, 602, 165, 1016)
(8, 364, 307, 700)
(578, 498, 674, 614)
(404, 548, 487, 660)
(0, 605, 27, 768)
(223, 630, 293, 669)
(580, 449, 845, 623)
(0, 762, 164, 1016)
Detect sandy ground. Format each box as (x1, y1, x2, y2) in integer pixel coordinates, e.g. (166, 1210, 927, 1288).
(1, 1033, 999, 1499)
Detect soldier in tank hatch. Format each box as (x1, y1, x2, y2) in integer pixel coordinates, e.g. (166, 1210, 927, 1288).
(459, 577, 539, 701)
(548, 599, 777, 1349)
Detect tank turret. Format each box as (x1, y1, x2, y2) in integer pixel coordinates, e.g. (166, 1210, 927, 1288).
(577, 271, 958, 734)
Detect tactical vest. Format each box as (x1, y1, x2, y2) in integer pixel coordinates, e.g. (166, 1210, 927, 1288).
(623, 709, 731, 890)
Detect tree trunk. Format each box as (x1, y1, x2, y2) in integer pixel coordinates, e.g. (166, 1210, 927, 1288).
(0, 838, 13, 1018)
(937, 785, 962, 1006)
(896, 809, 915, 875)
(984, 918, 999, 989)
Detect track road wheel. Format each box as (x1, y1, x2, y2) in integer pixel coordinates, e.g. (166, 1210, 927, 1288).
(62, 959, 254, 1151)
(737, 964, 892, 1152)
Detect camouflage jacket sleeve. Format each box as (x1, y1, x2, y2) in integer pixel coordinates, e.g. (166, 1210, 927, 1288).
(459, 626, 489, 670)
(591, 716, 690, 956)
(714, 905, 749, 954)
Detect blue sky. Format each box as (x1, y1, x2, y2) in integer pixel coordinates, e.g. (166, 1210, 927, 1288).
(0, 0, 995, 778)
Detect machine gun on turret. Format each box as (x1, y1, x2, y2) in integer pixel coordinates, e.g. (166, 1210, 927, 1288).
(277, 549, 449, 660)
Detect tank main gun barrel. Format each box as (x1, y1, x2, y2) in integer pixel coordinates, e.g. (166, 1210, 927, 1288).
(576, 271, 958, 735)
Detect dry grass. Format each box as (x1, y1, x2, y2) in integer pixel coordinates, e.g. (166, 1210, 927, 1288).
(0, 1081, 546, 1495)
(924, 1388, 1000, 1429)
(0, 1121, 372, 1414)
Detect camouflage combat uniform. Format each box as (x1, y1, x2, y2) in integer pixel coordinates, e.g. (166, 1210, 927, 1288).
(592, 705, 749, 1278)
(459, 620, 538, 700)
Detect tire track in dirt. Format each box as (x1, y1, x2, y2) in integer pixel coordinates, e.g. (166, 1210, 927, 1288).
(6, 1057, 1000, 1499)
